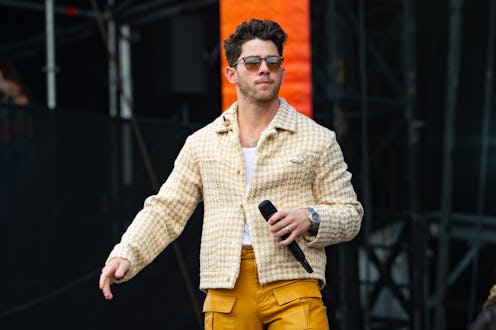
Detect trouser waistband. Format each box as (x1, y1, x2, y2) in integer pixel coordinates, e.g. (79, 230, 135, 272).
(241, 246, 254, 259)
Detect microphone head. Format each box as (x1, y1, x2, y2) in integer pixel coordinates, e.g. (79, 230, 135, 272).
(258, 200, 277, 220)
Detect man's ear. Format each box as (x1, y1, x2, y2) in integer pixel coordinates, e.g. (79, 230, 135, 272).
(224, 66, 237, 84)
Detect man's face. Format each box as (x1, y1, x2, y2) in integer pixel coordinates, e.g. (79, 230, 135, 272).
(226, 38, 285, 104)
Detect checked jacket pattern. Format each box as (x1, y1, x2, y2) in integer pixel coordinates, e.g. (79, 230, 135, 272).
(107, 98, 363, 290)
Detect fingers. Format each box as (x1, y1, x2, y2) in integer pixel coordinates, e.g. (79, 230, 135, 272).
(99, 267, 115, 300)
(99, 274, 114, 300)
(267, 208, 310, 245)
(99, 258, 130, 300)
(267, 211, 292, 235)
(115, 259, 130, 279)
(278, 227, 299, 247)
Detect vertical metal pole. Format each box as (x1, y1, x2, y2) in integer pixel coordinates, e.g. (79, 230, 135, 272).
(108, 0, 118, 118)
(326, 0, 339, 99)
(106, 0, 120, 243)
(474, 0, 494, 225)
(467, 0, 495, 326)
(403, 0, 417, 250)
(434, 0, 463, 329)
(358, 0, 372, 329)
(118, 25, 133, 187)
(119, 24, 132, 120)
(402, 0, 427, 329)
(326, 3, 360, 328)
(328, 3, 347, 328)
(45, 0, 56, 109)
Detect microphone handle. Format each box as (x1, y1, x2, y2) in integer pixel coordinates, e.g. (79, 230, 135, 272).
(258, 200, 314, 273)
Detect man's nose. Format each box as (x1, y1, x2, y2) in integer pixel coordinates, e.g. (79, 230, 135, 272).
(258, 60, 270, 73)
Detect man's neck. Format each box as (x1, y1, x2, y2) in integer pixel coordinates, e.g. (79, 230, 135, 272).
(237, 98, 280, 148)
(237, 98, 280, 130)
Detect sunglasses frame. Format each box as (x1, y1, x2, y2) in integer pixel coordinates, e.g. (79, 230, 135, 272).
(232, 55, 284, 71)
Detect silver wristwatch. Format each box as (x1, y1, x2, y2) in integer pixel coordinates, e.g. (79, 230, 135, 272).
(307, 207, 321, 231)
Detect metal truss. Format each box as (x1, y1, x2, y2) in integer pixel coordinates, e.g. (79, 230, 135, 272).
(432, 1, 496, 329)
(318, 0, 496, 330)
(2, 1, 495, 329)
(0, 1, 217, 327)
(316, 0, 422, 328)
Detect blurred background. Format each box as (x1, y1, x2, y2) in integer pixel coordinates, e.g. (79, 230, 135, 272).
(1, 0, 495, 329)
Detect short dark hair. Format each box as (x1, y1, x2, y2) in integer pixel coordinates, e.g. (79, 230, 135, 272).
(224, 19, 288, 67)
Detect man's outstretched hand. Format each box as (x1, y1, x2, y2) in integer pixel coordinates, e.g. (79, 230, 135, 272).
(99, 258, 130, 300)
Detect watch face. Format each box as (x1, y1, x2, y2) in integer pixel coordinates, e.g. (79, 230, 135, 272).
(308, 208, 320, 229)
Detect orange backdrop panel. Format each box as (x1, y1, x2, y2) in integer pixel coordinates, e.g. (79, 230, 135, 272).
(219, 0, 313, 118)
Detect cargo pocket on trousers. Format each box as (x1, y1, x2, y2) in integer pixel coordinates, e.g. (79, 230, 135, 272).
(272, 280, 329, 330)
(203, 292, 237, 330)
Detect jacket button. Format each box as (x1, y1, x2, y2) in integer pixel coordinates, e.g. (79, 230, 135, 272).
(236, 169, 241, 174)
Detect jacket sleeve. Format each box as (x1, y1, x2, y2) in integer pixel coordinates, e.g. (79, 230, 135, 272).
(106, 136, 202, 282)
(305, 131, 364, 248)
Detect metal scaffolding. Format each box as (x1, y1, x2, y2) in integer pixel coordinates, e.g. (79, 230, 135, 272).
(1, 1, 495, 330)
(320, 0, 495, 329)
(318, 0, 422, 328)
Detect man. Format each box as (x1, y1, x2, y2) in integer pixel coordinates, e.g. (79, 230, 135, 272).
(100, 18, 363, 329)
(471, 283, 496, 330)
(0, 67, 29, 105)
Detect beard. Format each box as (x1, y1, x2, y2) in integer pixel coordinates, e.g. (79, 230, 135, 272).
(236, 75, 282, 104)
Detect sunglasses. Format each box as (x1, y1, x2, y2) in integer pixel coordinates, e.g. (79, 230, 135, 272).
(232, 55, 284, 71)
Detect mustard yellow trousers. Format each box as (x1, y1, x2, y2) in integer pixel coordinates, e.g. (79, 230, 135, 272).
(203, 246, 330, 330)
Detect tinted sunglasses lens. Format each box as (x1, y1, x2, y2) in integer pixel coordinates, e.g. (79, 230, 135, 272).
(244, 56, 262, 70)
(266, 56, 282, 69)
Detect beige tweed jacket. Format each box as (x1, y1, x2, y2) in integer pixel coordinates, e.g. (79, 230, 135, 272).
(107, 98, 363, 290)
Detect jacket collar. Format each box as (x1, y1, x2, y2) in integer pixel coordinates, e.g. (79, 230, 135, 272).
(214, 98, 298, 134)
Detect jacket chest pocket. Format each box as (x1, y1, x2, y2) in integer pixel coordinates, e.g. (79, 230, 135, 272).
(258, 153, 318, 189)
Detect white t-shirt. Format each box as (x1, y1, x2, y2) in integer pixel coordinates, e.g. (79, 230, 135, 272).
(242, 147, 256, 245)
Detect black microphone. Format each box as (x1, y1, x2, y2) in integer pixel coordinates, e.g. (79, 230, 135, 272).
(258, 200, 313, 273)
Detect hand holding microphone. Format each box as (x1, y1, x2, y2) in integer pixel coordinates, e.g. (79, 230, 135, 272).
(258, 200, 313, 273)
